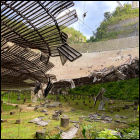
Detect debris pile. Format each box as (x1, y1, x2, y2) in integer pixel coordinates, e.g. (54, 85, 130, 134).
(90, 57, 139, 83)
(88, 113, 112, 123)
(51, 57, 139, 92)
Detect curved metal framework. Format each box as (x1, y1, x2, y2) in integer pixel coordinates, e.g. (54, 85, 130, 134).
(1, 1, 82, 89)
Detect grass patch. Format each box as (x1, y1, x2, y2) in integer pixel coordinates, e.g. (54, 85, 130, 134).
(69, 78, 139, 100)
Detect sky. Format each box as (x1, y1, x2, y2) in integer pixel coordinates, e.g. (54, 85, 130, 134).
(60, 1, 138, 39)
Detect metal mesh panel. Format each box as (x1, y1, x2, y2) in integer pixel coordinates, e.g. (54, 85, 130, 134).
(1, 1, 82, 89)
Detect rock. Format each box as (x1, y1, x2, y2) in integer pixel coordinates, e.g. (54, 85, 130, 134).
(75, 102, 78, 105)
(28, 104, 32, 107)
(15, 120, 20, 124)
(109, 129, 122, 138)
(101, 114, 106, 120)
(70, 120, 79, 123)
(123, 105, 130, 109)
(104, 116, 112, 122)
(15, 105, 19, 108)
(79, 117, 84, 122)
(109, 110, 114, 113)
(29, 117, 48, 126)
(120, 120, 127, 124)
(52, 114, 59, 120)
(133, 107, 137, 110)
(10, 111, 15, 115)
(63, 115, 68, 118)
(29, 117, 42, 123)
(1, 119, 7, 123)
(115, 114, 120, 119)
(40, 109, 47, 113)
(35, 130, 46, 139)
(35, 120, 48, 126)
(38, 116, 45, 119)
(89, 114, 101, 120)
(44, 113, 48, 116)
(34, 106, 39, 111)
(51, 58, 139, 89)
(120, 116, 128, 119)
(61, 125, 79, 139)
(114, 120, 121, 123)
(71, 108, 76, 112)
(55, 110, 63, 116)
(98, 100, 106, 111)
(108, 100, 115, 105)
(45, 102, 61, 108)
(59, 104, 62, 108)
(60, 117, 69, 128)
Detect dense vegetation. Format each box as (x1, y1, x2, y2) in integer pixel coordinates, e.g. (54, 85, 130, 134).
(69, 78, 139, 100)
(87, 4, 139, 42)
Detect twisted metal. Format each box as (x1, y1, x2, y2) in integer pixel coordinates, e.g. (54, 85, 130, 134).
(1, 1, 82, 89)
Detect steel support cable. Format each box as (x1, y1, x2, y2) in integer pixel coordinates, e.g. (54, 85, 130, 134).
(78, 17, 93, 33)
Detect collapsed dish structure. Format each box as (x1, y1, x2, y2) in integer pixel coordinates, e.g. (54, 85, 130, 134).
(1, 1, 82, 89)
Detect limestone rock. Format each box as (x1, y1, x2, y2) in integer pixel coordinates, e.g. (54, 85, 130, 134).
(61, 117, 69, 128)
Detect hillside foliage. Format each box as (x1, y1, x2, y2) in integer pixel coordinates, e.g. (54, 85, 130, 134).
(69, 78, 139, 101)
(63, 27, 87, 43)
(87, 4, 139, 42)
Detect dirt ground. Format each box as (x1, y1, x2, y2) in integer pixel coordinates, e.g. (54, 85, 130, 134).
(48, 47, 139, 81)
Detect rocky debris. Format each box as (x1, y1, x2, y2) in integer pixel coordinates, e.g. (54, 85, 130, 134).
(88, 113, 101, 120)
(28, 104, 32, 107)
(108, 129, 122, 138)
(35, 130, 46, 139)
(35, 120, 48, 126)
(70, 120, 79, 123)
(79, 117, 84, 122)
(34, 106, 39, 111)
(10, 111, 15, 115)
(98, 100, 106, 111)
(61, 125, 79, 139)
(44, 113, 48, 116)
(123, 105, 130, 110)
(52, 114, 59, 120)
(40, 109, 48, 113)
(108, 106, 123, 112)
(1, 119, 7, 123)
(114, 119, 127, 124)
(71, 108, 76, 112)
(115, 114, 120, 119)
(62, 115, 68, 118)
(29, 117, 42, 123)
(15, 105, 19, 108)
(120, 116, 128, 119)
(108, 100, 115, 105)
(55, 110, 63, 115)
(29, 117, 48, 126)
(133, 107, 137, 110)
(114, 119, 121, 123)
(79, 116, 86, 122)
(104, 116, 112, 122)
(15, 120, 20, 124)
(61, 117, 70, 128)
(44, 102, 61, 108)
(88, 113, 112, 123)
(50, 58, 139, 91)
